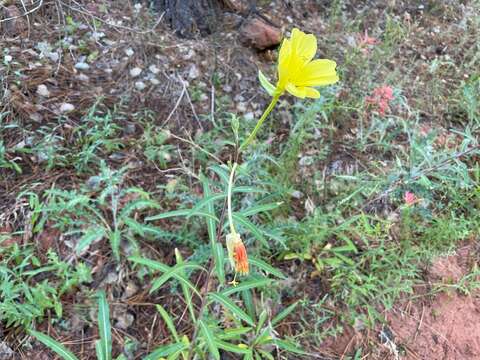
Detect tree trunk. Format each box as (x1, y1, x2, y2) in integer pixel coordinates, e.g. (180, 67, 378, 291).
(154, 0, 223, 38)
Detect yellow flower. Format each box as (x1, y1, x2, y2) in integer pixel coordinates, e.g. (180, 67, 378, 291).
(259, 28, 339, 99)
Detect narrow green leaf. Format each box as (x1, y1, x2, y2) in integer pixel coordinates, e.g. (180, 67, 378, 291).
(29, 330, 79, 360)
(76, 227, 105, 254)
(209, 292, 255, 326)
(143, 343, 188, 359)
(217, 327, 253, 340)
(241, 289, 256, 322)
(109, 229, 121, 261)
(146, 209, 219, 222)
(175, 249, 196, 322)
(272, 302, 299, 326)
(231, 213, 268, 247)
(209, 165, 230, 185)
(215, 340, 251, 354)
(150, 263, 203, 297)
(240, 202, 282, 217)
(156, 305, 180, 342)
(258, 70, 276, 96)
(187, 193, 225, 218)
(274, 339, 308, 355)
(214, 243, 226, 285)
(118, 199, 159, 220)
(96, 291, 112, 360)
(201, 177, 225, 284)
(249, 257, 286, 279)
(221, 278, 271, 296)
(198, 320, 220, 360)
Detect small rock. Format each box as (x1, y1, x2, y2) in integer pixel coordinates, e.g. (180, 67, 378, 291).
(124, 281, 138, 298)
(291, 190, 304, 199)
(74, 62, 90, 70)
(48, 51, 59, 62)
(77, 73, 90, 82)
(4, 55, 13, 63)
(135, 81, 146, 90)
(239, 17, 282, 50)
(0, 341, 14, 358)
(149, 64, 160, 74)
(130, 67, 142, 77)
(36, 84, 50, 97)
(115, 310, 135, 330)
(149, 78, 160, 85)
(244, 112, 254, 121)
(236, 102, 247, 112)
(188, 64, 200, 79)
(223, 85, 232, 93)
(59, 103, 75, 113)
(125, 48, 134, 57)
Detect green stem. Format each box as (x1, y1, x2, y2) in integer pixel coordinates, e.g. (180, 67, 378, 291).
(227, 162, 238, 235)
(239, 95, 280, 153)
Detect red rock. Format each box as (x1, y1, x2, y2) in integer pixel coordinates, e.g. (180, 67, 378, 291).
(239, 17, 282, 50)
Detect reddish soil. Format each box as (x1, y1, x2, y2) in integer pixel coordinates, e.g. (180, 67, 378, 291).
(384, 246, 480, 360)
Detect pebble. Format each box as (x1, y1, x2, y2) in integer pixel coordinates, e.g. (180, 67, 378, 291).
(188, 64, 200, 79)
(130, 67, 142, 77)
(77, 73, 90, 82)
(59, 103, 75, 113)
(149, 64, 160, 74)
(125, 48, 134, 57)
(135, 81, 146, 90)
(36, 84, 50, 97)
(236, 102, 247, 112)
(244, 112, 254, 121)
(74, 62, 89, 70)
(149, 78, 160, 85)
(4, 55, 13, 63)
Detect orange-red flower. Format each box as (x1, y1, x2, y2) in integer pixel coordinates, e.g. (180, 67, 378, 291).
(226, 232, 249, 276)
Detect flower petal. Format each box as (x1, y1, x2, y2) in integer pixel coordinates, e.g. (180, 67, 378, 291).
(290, 28, 317, 64)
(277, 38, 292, 87)
(286, 83, 306, 98)
(304, 87, 320, 99)
(297, 59, 339, 87)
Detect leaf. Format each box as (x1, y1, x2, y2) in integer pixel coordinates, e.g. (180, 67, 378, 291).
(249, 257, 286, 279)
(198, 320, 220, 360)
(231, 213, 268, 247)
(209, 292, 255, 326)
(146, 209, 219, 222)
(240, 202, 282, 217)
(214, 243, 226, 285)
(156, 305, 180, 342)
(258, 70, 276, 97)
(273, 339, 308, 355)
(143, 343, 188, 360)
(221, 278, 271, 296)
(215, 340, 251, 355)
(96, 291, 112, 360)
(272, 301, 299, 326)
(150, 263, 203, 297)
(118, 199, 159, 220)
(201, 177, 225, 285)
(76, 227, 105, 254)
(109, 229, 121, 261)
(29, 330, 79, 360)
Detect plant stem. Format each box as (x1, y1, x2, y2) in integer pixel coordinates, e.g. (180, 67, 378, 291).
(239, 95, 280, 153)
(227, 162, 238, 234)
